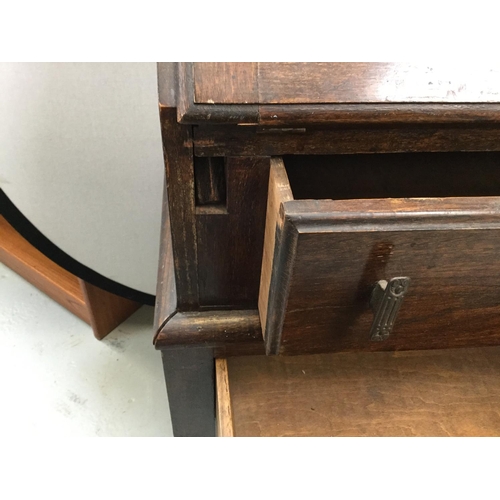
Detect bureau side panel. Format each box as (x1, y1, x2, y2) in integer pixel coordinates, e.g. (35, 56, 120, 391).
(196, 157, 270, 307)
(160, 106, 199, 308)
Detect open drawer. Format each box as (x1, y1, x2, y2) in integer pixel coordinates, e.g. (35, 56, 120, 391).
(259, 154, 500, 355)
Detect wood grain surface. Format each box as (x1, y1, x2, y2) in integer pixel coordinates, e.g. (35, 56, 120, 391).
(258, 159, 294, 347)
(154, 181, 177, 335)
(216, 359, 234, 437)
(194, 125, 500, 157)
(0, 215, 140, 340)
(157, 63, 500, 438)
(258, 103, 500, 126)
(193, 63, 500, 105)
(194, 156, 226, 206)
(224, 347, 500, 436)
(277, 226, 500, 355)
(177, 63, 259, 124)
(0, 215, 89, 322)
(261, 159, 500, 355)
(194, 63, 258, 104)
(80, 281, 141, 340)
(159, 106, 199, 308)
(155, 309, 264, 357)
(177, 63, 500, 125)
(257, 63, 500, 104)
(196, 157, 270, 307)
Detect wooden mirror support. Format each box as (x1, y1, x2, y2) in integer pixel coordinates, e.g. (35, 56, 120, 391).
(0, 215, 141, 340)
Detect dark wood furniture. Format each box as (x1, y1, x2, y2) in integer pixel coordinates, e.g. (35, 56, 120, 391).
(155, 63, 500, 436)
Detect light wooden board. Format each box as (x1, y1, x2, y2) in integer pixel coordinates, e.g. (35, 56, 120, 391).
(221, 347, 500, 436)
(258, 158, 293, 342)
(215, 359, 234, 437)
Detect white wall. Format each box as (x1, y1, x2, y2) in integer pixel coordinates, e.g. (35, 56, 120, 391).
(0, 63, 165, 295)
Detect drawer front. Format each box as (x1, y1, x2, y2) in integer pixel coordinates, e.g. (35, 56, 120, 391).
(259, 158, 500, 355)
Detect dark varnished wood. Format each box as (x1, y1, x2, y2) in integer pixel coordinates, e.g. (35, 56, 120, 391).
(194, 62, 500, 104)
(194, 125, 500, 157)
(256, 63, 500, 104)
(157, 62, 177, 108)
(177, 63, 500, 125)
(259, 103, 500, 126)
(161, 347, 216, 437)
(221, 347, 500, 436)
(156, 110, 219, 436)
(153, 180, 177, 335)
(157, 306, 260, 437)
(193, 63, 258, 104)
(278, 228, 500, 355)
(261, 158, 500, 355)
(196, 157, 270, 306)
(184, 103, 500, 127)
(194, 156, 226, 206)
(177, 63, 259, 125)
(192, 63, 500, 105)
(159, 106, 199, 308)
(156, 63, 500, 437)
(155, 309, 264, 357)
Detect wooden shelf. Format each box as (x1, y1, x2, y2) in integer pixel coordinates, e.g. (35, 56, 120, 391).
(217, 347, 500, 436)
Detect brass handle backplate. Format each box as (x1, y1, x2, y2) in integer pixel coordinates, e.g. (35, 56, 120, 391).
(369, 277, 410, 341)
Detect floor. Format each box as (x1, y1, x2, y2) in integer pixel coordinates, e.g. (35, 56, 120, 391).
(0, 262, 173, 436)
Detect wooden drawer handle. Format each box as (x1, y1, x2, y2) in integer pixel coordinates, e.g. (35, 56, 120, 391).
(369, 277, 410, 341)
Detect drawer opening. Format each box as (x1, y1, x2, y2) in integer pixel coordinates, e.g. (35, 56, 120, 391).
(260, 155, 500, 356)
(282, 152, 500, 201)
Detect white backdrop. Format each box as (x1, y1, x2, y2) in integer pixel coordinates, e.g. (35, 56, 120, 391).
(0, 63, 165, 295)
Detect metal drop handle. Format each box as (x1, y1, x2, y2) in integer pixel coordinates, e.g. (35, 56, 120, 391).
(369, 277, 410, 341)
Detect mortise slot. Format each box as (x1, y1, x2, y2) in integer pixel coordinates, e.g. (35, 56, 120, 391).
(194, 157, 227, 207)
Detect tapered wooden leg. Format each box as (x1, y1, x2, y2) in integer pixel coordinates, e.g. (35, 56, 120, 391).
(161, 347, 215, 437)
(80, 280, 141, 340)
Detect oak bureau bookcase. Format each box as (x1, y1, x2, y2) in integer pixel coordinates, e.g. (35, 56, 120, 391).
(154, 63, 500, 436)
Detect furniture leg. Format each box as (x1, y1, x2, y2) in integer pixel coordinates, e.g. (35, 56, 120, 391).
(161, 347, 215, 437)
